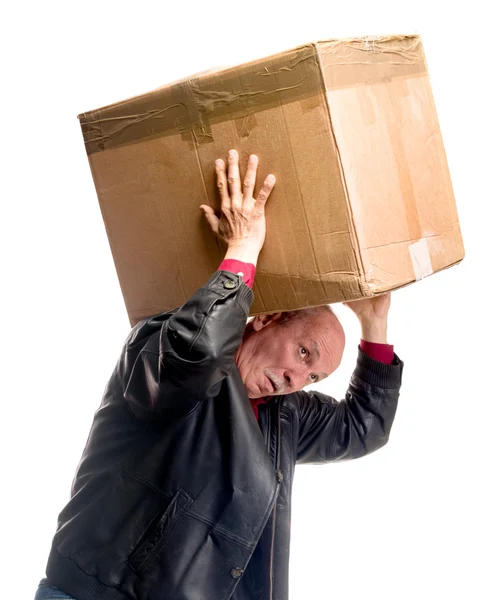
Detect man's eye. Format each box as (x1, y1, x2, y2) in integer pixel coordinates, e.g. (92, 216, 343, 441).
(310, 374, 318, 382)
(300, 347, 308, 357)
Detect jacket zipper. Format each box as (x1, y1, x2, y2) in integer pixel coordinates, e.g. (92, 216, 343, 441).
(269, 398, 281, 600)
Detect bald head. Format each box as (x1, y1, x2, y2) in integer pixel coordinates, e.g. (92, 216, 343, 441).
(275, 305, 337, 328)
(235, 305, 345, 399)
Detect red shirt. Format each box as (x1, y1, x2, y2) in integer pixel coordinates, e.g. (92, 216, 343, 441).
(219, 259, 394, 419)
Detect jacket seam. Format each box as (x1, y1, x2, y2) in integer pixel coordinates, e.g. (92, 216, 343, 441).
(51, 547, 123, 594)
(186, 510, 255, 550)
(124, 477, 256, 551)
(352, 374, 398, 393)
(125, 472, 177, 501)
(338, 381, 380, 456)
(129, 491, 193, 574)
(138, 348, 161, 357)
(347, 412, 376, 456)
(235, 286, 254, 317)
(188, 297, 220, 354)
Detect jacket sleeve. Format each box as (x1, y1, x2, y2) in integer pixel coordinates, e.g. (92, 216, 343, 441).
(296, 348, 404, 464)
(121, 270, 253, 420)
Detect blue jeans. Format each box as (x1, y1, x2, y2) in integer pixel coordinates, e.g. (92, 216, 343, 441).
(34, 579, 75, 600)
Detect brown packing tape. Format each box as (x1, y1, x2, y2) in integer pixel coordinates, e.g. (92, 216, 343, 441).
(79, 45, 321, 155)
(317, 35, 426, 89)
(319, 36, 428, 272)
(234, 113, 259, 138)
(299, 95, 321, 113)
(382, 77, 422, 243)
(79, 36, 428, 156)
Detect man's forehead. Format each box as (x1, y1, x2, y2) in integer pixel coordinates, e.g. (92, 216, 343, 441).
(308, 339, 321, 359)
(309, 340, 330, 377)
(301, 311, 340, 336)
(304, 325, 344, 373)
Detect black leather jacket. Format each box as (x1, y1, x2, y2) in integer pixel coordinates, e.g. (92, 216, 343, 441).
(45, 270, 403, 600)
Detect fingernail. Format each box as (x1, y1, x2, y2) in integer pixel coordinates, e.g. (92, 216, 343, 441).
(229, 149, 237, 157)
(216, 159, 224, 167)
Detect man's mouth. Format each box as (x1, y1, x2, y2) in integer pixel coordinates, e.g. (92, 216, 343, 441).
(263, 368, 288, 395)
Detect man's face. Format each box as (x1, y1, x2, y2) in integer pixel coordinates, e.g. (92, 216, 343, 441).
(236, 310, 345, 399)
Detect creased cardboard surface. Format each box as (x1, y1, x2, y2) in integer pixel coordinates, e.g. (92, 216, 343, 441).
(80, 34, 464, 325)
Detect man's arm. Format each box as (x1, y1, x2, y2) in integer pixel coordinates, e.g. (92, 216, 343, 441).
(122, 271, 254, 419)
(122, 150, 275, 420)
(296, 291, 403, 463)
(296, 348, 403, 463)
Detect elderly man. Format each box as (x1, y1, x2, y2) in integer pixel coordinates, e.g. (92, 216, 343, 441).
(35, 150, 403, 600)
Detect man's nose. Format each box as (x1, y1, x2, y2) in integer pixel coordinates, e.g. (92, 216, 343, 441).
(284, 368, 308, 390)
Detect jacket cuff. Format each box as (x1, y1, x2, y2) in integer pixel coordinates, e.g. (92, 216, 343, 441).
(218, 259, 256, 289)
(205, 270, 254, 315)
(354, 346, 403, 389)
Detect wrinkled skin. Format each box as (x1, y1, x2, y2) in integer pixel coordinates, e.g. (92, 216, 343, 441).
(235, 311, 345, 399)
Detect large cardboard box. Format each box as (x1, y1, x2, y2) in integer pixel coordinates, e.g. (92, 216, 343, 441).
(79, 34, 464, 326)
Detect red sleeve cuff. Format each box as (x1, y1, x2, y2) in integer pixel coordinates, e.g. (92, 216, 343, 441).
(218, 259, 256, 289)
(359, 340, 394, 365)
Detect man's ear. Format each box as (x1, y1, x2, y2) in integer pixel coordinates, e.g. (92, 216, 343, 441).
(251, 312, 283, 332)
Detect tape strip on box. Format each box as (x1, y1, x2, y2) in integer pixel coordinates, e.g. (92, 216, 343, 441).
(409, 238, 433, 281)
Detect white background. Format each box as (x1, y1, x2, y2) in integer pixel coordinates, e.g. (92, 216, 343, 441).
(2, 1, 503, 598)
